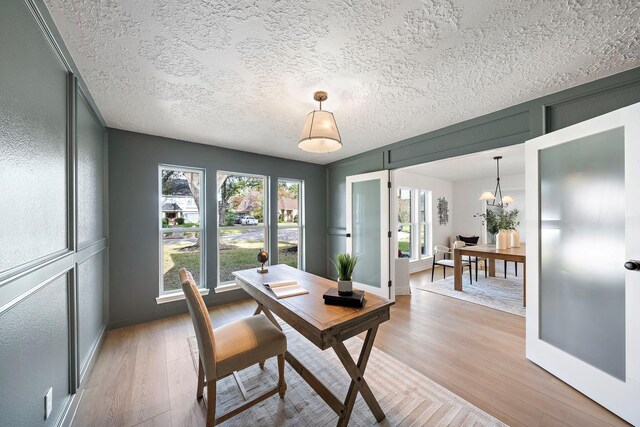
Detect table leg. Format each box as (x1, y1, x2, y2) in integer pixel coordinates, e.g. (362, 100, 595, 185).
(334, 325, 384, 426)
(489, 258, 496, 277)
(454, 249, 462, 291)
(523, 262, 526, 307)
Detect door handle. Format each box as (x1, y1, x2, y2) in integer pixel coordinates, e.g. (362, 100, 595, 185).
(345, 233, 351, 238)
(624, 260, 640, 271)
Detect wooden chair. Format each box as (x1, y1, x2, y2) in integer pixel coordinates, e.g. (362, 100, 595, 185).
(179, 268, 287, 426)
(431, 245, 472, 284)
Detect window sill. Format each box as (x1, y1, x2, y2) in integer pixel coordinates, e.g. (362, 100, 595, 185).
(214, 283, 241, 293)
(156, 288, 209, 305)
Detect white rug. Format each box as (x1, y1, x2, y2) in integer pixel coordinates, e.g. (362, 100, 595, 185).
(188, 323, 505, 426)
(413, 274, 525, 317)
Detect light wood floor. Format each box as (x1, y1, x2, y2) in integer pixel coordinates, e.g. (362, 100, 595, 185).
(73, 270, 628, 426)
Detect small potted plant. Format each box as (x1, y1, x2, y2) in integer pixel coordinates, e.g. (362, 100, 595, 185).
(333, 253, 358, 296)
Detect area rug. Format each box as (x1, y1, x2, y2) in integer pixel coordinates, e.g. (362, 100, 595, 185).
(412, 274, 525, 317)
(188, 323, 505, 426)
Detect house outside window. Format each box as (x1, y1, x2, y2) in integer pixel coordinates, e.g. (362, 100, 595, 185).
(217, 171, 269, 284)
(278, 179, 303, 269)
(159, 165, 204, 295)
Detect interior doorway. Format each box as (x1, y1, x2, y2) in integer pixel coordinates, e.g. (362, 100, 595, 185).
(390, 144, 526, 317)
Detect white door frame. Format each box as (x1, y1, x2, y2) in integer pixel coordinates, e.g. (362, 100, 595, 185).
(525, 102, 640, 425)
(346, 170, 393, 300)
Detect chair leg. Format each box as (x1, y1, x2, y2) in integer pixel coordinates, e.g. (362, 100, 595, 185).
(484, 259, 488, 278)
(504, 260, 507, 278)
(443, 266, 446, 279)
(197, 358, 205, 399)
(474, 257, 478, 282)
(206, 380, 216, 427)
(515, 262, 518, 277)
(468, 264, 472, 285)
(277, 353, 286, 398)
(431, 261, 435, 282)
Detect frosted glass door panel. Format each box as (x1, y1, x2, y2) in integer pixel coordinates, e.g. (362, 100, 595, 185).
(352, 180, 381, 288)
(539, 127, 625, 380)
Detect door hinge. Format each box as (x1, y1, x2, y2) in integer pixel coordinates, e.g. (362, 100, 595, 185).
(387, 231, 392, 238)
(388, 280, 392, 287)
(387, 181, 392, 189)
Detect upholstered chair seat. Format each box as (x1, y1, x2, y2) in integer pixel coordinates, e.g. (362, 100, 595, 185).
(214, 313, 287, 378)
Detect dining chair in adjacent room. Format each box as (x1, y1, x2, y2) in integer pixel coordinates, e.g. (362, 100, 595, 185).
(180, 268, 287, 426)
(455, 235, 488, 281)
(432, 245, 472, 284)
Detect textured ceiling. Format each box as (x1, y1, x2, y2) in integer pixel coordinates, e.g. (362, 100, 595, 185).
(402, 144, 525, 182)
(44, 0, 640, 164)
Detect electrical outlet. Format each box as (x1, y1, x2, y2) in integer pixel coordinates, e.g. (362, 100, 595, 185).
(44, 387, 52, 420)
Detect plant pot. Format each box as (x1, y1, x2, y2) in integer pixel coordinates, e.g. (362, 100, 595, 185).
(496, 230, 510, 250)
(510, 229, 520, 248)
(337, 280, 353, 296)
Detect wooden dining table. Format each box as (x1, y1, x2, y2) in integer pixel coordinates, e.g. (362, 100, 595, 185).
(233, 264, 394, 426)
(453, 243, 527, 306)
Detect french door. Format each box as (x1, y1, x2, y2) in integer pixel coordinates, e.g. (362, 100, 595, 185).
(345, 170, 392, 300)
(525, 102, 640, 425)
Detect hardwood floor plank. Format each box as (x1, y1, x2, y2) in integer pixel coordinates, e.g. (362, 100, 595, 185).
(167, 354, 208, 427)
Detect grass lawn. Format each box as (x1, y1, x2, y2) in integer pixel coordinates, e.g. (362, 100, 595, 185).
(163, 241, 201, 291)
(219, 241, 298, 282)
(163, 233, 299, 289)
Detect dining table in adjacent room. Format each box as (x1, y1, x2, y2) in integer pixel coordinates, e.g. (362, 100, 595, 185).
(233, 264, 394, 427)
(453, 243, 527, 306)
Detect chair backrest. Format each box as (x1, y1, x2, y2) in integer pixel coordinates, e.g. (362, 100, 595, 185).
(457, 235, 479, 245)
(180, 268, 217, 379)
(433, 245, 449, 260)
(453, 240, 466, 249)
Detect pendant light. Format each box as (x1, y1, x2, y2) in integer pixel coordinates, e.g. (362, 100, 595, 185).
(479, 156, 514, 207)
(299, 91, 342, 153)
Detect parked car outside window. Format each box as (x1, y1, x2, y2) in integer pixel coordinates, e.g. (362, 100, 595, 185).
(241, 216, 258, 226)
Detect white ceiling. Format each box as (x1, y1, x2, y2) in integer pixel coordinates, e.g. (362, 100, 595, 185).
(402, 144, 525, 182)
(44, 0, 640, 165)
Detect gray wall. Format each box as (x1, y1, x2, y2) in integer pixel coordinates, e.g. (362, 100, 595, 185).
(108, 129, 327, 328)
(0, 1, 107, 426)
(326, 67, 640, 278)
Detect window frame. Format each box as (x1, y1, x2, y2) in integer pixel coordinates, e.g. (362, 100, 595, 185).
(277, 178, 304, 270)
(419, 190, 433, 258)
(158, 164, 206, 297)
(216, 171, 270, 286)
(397, 187, 413, 259)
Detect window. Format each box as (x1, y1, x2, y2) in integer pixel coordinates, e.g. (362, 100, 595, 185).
(397, 188, 412, 258)
(397, 187, 432, 261)
(159, 166, 204, 294)
(277, 179, 303, 269)
(420, 190, 432, 257)
(217, 172, 268, 284)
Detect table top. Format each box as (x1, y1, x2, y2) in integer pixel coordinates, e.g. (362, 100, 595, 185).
(457, 243, 526, 258)
(233, 264, 394, 349)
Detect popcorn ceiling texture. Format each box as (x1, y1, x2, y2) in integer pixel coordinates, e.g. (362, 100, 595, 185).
(44, 0, 640, 164)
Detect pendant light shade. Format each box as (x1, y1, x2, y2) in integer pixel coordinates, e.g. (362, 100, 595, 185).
(479, 191, 496, 201)
(298, 91, 342, 153)
(501, 195, 514, 205)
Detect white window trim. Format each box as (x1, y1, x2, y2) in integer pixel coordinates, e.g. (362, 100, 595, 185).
(277, 177, 304, 270)
(156, 287, 209, 304)
(397, 187, 414, 259)
(158, 164, 206, 297)
(216, 171, 270, 286)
